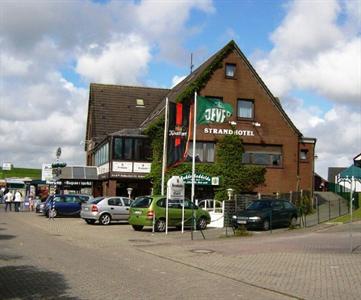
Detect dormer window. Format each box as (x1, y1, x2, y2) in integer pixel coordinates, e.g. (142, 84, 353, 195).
(136, 99, 144, 107)
(225, 63, 236, 78)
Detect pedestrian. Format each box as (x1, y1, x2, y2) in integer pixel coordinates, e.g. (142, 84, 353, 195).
(4, 190, 13, 212)
(0, 187, 5, 203)
(29, 193, 34, 212)
(14, 190, 22, 212)
(48, 198, 55, 220)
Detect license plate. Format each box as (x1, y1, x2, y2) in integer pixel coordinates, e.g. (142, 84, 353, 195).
(237, 220, 247, 224)
(134, 211, 142, 215)
(84, 207, 89, 211)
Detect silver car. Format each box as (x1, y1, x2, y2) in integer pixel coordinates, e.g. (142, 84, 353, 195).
(81, 196, 133, 225)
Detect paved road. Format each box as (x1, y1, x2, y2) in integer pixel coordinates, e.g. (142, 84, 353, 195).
(0, 211, 360, 299)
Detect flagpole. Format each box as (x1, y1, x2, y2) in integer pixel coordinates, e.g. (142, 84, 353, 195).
(161, 97, 169, 196)
(191, 91, 197, 238)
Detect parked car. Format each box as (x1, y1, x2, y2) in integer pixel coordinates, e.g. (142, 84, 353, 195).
(81, 196, 133, 225)
(43, 194, 92, 217)
(231, 199, 298, 231)
(128, 195, 211, 232)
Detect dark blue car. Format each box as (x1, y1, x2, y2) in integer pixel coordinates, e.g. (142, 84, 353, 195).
(44, 194, 92, 217)
(231, 199, 299, 231)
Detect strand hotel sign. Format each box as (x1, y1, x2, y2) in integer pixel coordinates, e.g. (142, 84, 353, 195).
(180, 173, 219, 186)
(203, 128, 254, 136)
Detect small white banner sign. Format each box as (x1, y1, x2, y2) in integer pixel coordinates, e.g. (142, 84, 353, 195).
(211, 177, 220, 186)
(97, 163, 109, 175)
(42, 163, 53, 181)
(2, 162, 12, 171)
(113, 161, 132, 172)
(133, 162, 151, 173)
(167, 176, 185, 200)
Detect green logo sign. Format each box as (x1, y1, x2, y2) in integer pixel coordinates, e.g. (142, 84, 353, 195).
(180, 173, 211, 185)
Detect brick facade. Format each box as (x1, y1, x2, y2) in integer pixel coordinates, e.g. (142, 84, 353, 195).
(191, 50, 315, 194)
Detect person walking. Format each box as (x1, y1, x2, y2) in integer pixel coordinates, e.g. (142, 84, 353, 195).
(48, 198, 56, 220)
(29, 193, 34, 212)
(14, 190, 22, 212)
(4, 190, 13, 212)
(0, 187, 5, 204)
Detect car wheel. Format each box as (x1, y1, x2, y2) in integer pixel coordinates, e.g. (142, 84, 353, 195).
(85, 219, 95, 225)
(99, 214, 111, 225)
(263, 219, 270, 231)
(132, 225, 144, 231)
(155, 219, 166, 232)
(196, 217, 207, 230)
(289, 216, 297, 227)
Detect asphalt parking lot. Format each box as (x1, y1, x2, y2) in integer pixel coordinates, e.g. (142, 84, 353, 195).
(1, 210, 360, 299)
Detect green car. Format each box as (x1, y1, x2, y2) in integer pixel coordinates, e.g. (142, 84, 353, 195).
(129, 195, 211, 232)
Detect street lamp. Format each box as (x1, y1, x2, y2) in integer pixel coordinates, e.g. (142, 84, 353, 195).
(225, 188, 234, 236)
(227, 188, 234, 201)
(127, 187, 133, 199)
(52, 147, 66, 194)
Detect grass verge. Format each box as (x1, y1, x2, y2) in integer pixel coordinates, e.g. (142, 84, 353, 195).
(330, 208, 361, 223)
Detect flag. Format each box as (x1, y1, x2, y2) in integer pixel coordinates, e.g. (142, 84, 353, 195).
(196, 95, 233, 124)
(167, 102, 191, 166)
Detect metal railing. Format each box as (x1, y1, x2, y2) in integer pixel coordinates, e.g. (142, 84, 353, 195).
(224, 192, 351, 228)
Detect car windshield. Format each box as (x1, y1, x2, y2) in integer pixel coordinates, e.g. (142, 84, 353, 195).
(131, 197, 153, 208)
(247, 201, 271, 210)
(88, 197, 104, 204)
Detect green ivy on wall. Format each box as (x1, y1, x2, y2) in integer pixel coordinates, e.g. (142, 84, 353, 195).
(213, 134, 266, 200)
(143, 117, 165, 195)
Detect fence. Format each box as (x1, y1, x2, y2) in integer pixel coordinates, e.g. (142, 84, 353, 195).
(223, 191, 351, 228)
(302, 194, 349, 227)
(328, 182, 360, 209)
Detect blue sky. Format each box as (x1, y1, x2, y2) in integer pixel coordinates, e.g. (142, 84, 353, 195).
(0, 0, 360, 179)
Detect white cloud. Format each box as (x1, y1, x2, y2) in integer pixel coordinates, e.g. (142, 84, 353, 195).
(253, 0, 361, 179)
(0, 73, 88, 167)
(76, 35, 151, 85)
(283, 100, 361, 178)
(270, 0, 343, 59)
(255, 0, 361, 103)
(0, 53, 31, 76)
(171, 75, 187, 87)
(134, 0, 215, 64)
(0, 0, 215, 168)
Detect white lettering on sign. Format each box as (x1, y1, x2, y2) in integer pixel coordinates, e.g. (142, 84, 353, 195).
(204, 128, 254, 136)
(204, 108, 232, 123)
(169, 130, 187, 137)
